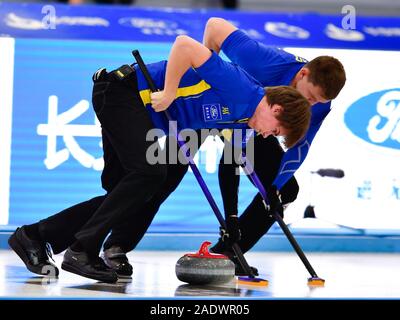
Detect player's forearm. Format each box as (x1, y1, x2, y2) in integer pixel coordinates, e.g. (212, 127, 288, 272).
(203, 17, 238, 54)
(164, 35, 212, 98)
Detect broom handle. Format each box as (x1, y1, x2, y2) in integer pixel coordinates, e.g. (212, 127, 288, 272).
(240, 151, 319, 279)
(132, 50, 255, 278)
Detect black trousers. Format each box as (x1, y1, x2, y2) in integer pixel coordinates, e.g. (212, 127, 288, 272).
(39, 93, 298, 256)
(38, 68, 166, 256)
(102, 131, 207, 251)
(105, 134, 299, 254)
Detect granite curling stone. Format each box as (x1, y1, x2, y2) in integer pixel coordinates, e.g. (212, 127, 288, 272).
(175, 241, 235, 285)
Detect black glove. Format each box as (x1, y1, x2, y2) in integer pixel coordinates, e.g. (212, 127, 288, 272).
(220, 215, 241, 246)
(266, 185, 283, 217)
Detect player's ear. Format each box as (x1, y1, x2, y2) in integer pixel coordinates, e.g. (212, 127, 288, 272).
(300, 68, 310, 78)
(271, 104, 283, 114)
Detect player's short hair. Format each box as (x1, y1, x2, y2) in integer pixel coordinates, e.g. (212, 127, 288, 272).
(305, 56, 346, 100)
(265, 86, 311, 148)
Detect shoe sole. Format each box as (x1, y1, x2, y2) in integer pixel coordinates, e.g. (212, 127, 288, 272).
(106, 264, 133, 278)
(102, 258, 133, 278)
(235, 268, 259, 277)
(8, 233, 35, 273)
(61, 261, 118, 283)
(8, 232, 54, 276)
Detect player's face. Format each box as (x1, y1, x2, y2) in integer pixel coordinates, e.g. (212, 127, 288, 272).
(248, 103, 288, 138)
(295, 73, 329, 106)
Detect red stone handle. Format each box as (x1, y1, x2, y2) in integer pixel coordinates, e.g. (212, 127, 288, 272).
(185, 241, 228, 259)
(197, 241, 212, 256)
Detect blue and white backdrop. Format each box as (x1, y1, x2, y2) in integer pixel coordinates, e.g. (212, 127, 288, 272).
(0, 3, 399, 236)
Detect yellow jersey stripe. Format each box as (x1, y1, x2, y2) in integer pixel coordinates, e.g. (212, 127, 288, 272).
(139, 80, 211, 105)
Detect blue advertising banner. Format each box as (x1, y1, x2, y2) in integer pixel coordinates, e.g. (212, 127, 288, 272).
(0, 2, 400, 50)
(6, 38, 234, 232)
(0, 3, 399, 238)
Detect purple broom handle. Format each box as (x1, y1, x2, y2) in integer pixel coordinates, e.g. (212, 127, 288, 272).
(164, 111, 227, 228)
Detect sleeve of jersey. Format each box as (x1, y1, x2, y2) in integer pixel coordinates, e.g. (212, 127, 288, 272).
(220, 30, 282, 79)
(272, 122, 321, 191)
(194, 51, 264, 107)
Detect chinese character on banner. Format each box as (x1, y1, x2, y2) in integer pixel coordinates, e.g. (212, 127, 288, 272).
(393, 179, 400, 200)
(357, 180, 372, 200)
(37, 95, 103, 170)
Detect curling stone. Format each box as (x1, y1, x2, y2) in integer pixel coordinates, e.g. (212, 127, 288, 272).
(175, 241, 235, 285)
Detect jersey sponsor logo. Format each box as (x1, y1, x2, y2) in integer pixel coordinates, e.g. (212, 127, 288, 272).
(202, 104, 222, 122)
(222, 106, 230, 115)
(344, 89, 400, 150)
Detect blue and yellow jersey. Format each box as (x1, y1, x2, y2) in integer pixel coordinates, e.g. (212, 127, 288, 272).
(222, 30, 332, 190)
(133, 51, 265, 132)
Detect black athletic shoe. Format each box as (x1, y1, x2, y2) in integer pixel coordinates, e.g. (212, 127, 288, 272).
(209, 240, 229, 256)
(102, 246, 133, 278)
(210, 242, 259, 276)
(230, 256, 259, 276)
(8, 226, 59, 277)
(62, 248, 118, 283)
